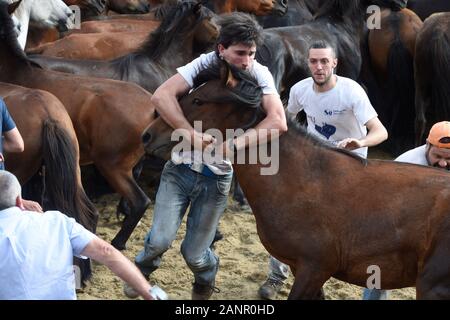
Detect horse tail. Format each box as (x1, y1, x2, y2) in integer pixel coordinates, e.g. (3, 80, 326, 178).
(42, 119, 98, 282)
(425, 29, 450, 134)
(383, 19, 416, 155)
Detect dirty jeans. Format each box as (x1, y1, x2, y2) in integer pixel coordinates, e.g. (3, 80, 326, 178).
(135, 160, 232, 286)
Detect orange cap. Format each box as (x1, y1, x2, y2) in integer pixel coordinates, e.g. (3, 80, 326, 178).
(427, 121, 450, 148)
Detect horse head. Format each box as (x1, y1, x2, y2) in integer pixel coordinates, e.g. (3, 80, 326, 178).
(29, 0, 74, 30)
(142, 60, 264, 160)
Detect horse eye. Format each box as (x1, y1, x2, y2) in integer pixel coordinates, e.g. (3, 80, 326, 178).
(193, 98, 203, 105)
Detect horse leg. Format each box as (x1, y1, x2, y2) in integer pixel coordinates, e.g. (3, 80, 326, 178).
(416, 239, 450, 299)
(232, 174, 249, 208)
(116, 157, 145, 220)
(288, 264, 329, 300)
(96, 165, 150, 250)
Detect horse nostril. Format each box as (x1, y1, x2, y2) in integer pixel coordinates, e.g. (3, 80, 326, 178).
(142, 132, 152, 145)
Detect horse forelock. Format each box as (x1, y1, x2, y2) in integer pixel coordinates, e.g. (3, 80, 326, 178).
(137, 0, 213, 59)
(192, 60, 263, 108)
(314, 0, 364, 23)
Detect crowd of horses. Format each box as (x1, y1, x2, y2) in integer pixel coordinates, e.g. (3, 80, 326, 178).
(1, 0, 449, 299)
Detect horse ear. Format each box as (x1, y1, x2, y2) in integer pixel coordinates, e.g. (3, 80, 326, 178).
(193, 1, 203, 14)
(7, 0, 22, 15)
(225, 65, 238, 88)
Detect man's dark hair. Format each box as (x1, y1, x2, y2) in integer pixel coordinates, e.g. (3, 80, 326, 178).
(308, 40, 338, 59)
(215, 12, 264, 53)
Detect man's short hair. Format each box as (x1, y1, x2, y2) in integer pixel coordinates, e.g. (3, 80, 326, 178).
(0, 171, 21, 210)
(215, 12, 264, 51)
(308, 40, 338, 59)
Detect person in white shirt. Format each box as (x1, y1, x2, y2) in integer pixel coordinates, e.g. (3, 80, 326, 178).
(396, 121, 450, 169)
(258, 39, 388, 300)
(128, 11, 287, 300)
(0, 170, 167, 300)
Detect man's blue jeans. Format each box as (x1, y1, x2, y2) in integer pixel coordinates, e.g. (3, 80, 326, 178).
(135, 160, 232, 286)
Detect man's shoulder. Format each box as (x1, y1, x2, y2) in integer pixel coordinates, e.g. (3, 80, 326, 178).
(291, 78, 313, 91)
(395, 145, 427, 164)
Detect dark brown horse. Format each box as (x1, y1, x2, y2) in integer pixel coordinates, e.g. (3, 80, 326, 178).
(0, 2, 156, 250)
(30, 1, 218, 93)
(107, 0, 149, 13)
(414, 12, 450, 146)
(256, 0, 315, 28)
(361, 7, 423, 155)
(0, 82, 97, 282)
(142, 61, 450, 299)
(407, 0, 450, 21)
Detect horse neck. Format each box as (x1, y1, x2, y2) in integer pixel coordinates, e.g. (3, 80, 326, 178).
(13, 0, 33, 50)
(0, 46, 30, 83)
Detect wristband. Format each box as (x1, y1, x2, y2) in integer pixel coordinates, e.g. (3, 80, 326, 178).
(149, 285, 168, 300)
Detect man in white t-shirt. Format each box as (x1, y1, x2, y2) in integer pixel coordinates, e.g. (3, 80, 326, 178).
(0, 170, 167, 300)
(258, 40, 388, 300)
(127, 12, 287, 300)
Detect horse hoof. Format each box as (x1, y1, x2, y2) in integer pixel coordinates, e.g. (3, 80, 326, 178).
(111, 240, 126, 251)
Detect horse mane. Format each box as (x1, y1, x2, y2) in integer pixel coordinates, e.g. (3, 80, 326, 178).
(288, 118, 368, 165)
(135, 0, 212, 59)
(0, 2, 28, 64)
(192, 59, 263, 107)
(314, 0, 363, 24)
(0, 2, 42, 69)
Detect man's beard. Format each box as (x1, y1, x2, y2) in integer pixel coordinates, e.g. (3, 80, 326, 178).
(313, 73, 333, 86)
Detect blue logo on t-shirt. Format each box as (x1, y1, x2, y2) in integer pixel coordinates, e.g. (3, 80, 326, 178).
(315, 123, 336, 140)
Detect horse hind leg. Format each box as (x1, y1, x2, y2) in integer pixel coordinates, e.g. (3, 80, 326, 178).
(416, 237, 450, 299)
(96, 165, 150, 250)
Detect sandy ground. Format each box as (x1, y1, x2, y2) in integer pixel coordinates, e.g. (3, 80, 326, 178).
(77, 181, 415, 299)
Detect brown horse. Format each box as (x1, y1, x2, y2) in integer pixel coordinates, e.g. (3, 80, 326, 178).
(71, 18, 160, 33)
(203, 0, 287, 16)
(414, 12, 450, 146)
(26, 30, 151, 60)
(0, 82, 97, 281)
(362, 7, 423, 156)
(0, 2, 156, 250)
(29, 1, 218, 93)
(142, 61, 450, 299)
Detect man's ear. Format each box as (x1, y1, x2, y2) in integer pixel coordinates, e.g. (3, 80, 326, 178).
(16, 196, 25, 210)
(333, 58, 338, 69)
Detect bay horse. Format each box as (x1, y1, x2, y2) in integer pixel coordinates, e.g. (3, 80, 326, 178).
(142, 61, 450, 299)
(203, 0, 287, 16)
(362, 7, 423, 156)
(29, 1, 218, 93)
(407, 0, 450, 21)
(0, 82, 97, 282)
(414, 12, 450, 146)
(0, 1, 156, 250)
(26, 30, 151, 60)
(256, 0, 315, 28)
